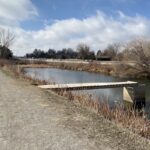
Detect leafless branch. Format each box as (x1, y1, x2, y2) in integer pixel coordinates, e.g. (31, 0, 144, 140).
(0, 28, 15, 48)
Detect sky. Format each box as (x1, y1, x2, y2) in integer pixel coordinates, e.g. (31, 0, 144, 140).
(0, 0, 150, 56)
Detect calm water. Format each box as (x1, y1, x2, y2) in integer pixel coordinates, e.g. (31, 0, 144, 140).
(25, 68, 150, 114)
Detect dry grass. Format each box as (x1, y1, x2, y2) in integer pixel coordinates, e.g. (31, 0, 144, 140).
(1, 58, 148, 79)
(54, 89, 150, 139)
(22, 61, 144, 79)
(3, 58, 147, 79)
(0, 59, 16, 67)
(2, 64, 55, 85)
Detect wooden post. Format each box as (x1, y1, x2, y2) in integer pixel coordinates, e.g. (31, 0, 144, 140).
(123, 84, 146, 109)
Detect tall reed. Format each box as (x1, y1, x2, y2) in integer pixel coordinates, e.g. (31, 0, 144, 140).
(54, 89, 150, 139)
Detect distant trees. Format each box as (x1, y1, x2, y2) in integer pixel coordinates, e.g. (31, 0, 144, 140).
(56, 48, 77, 59)
(100, 44, 119, 60)
(96, 43, 120, 60)
(76, 43, 95, 60)
(26, 49, 44, 58)
(47, 49, 56, 58)
(33, 49, 46, 58)
(26, 43, 95, 60)
(96, 50, 102, 58)
(0, 28, 14, 59)
(96, 50, 111, 61)
(26, 43, 121, 61)
(26, 48, 78, 59)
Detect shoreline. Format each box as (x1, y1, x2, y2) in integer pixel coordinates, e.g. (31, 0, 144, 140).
(19, 60, 150, 79)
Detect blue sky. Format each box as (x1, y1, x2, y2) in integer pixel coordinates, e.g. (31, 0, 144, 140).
(0, 0, 150, 56)
(21, 0, 150, 30)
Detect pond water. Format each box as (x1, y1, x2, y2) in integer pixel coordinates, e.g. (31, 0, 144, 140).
(24, 68, 150, 115)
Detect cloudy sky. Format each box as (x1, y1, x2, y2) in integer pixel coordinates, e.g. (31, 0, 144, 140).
(0, 0, 150, 56)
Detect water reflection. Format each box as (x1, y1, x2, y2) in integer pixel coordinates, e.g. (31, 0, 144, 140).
(24, 68, 150, 114)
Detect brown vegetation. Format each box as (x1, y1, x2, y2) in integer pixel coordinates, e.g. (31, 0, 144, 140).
(1, 63, 150, 140)
(123, 39, 150, 78)
(55, 89, 150, 139)
(22, 61, 143, 79)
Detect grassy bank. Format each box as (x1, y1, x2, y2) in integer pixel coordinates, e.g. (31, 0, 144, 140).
(1, 62, 150, 140)
(19, 59, 149, 79)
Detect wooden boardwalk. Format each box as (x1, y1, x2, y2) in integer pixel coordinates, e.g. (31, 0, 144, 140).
(38, 81, 138, 90)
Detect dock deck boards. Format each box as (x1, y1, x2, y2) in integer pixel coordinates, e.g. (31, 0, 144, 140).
(38, 81, 138, 90)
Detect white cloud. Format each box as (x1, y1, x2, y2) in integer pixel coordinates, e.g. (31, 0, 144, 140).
(0, 0, 38, 26)
(10, 11, 150, 56)
(0, 1, 150, 56)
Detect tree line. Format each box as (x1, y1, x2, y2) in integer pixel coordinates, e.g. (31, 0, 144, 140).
(25, 41, 150, 77)
(25, 44, 96, 60)
(25, 43, 119, 60)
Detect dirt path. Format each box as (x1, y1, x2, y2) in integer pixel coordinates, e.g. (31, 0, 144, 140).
(0, 70, 149, 150)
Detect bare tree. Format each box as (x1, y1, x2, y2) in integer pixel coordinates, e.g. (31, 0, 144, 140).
(76, 43, 90, 59)
(123, 39, 150, 77)
(103, 43, 120, 60)
(0, 28, 15, 58)
(0, 28, 15, 48)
